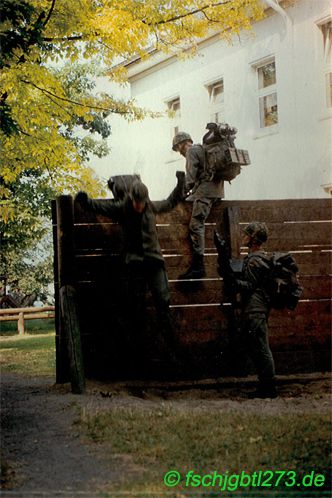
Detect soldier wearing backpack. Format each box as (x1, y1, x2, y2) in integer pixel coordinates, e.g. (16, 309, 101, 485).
(216, 222, 277, 399)
(172, 131, 224, 279)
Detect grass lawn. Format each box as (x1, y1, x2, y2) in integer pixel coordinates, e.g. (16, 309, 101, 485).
(78, 406, 331, 496)
(0, 318, 55, 336)
(0, 331, 55, 376)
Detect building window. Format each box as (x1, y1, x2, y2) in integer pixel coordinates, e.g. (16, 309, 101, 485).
(167, 97, 181, 137)
(318, 19, 332, 108)
(319, 19, 332, 62)
(256, 60, 278, 128)
(322, 183, 332, 196)
(207, 80, 224, 123)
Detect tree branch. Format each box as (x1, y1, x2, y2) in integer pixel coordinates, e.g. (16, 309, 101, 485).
(20, 79, 133, 115)
(143, 0, 232, 25)
(43, 0, 57, 28)
(44, 94, 77, 120)
(42, 34, 83, 42)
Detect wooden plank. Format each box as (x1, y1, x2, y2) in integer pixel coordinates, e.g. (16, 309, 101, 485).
(71, 250, 332, 281)
(169, 279, 222, 306)
(156, 198, 332, 224)
(225, 199, 332, 223)
(225, 222, 331, 254)
(74, 198, 116, 224)
(74, 254, 124, 281)
(165, 251, 332, 278)
(170, 300, 330, 351)
(73, 198, 331, 226)
(273, 350, 331, 374)
(156, 200, 224, 224)
(257, 222, 331, 248)
(165, 254, 219, 279)
(268, 300, 331, 349)
(157, 222, 332, 254)
(299, 275, 332, 300)
(73, 255, 219, 283)
(73, 272, 330, 307)
(0, 313, 55, 322)
(72, 251, 332, 282)
(0, 306, 55, 315)
(169, 275, 331, 304)
(292, 251, 332, 276)
(157, 224, 219, 253)
(73, 211, 332, 254)
(75, 281, 127, 303)
(72, 221, 331, 254)
(75, 199, 194, 224)
(73, 223, 124, 251)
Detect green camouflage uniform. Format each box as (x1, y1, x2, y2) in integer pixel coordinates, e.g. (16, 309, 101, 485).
(82, 183, 183, 356)
(235, 251, 276, 391)
(185, 144, 224, 256)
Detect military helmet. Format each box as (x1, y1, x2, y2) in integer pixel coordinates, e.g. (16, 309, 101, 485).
(244, 222, 268, 244)
(172, 132, 193, 151)
(130, 180, 149, 202)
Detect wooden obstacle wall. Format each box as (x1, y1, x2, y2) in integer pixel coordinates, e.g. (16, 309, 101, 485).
(52, 197, 332, 382)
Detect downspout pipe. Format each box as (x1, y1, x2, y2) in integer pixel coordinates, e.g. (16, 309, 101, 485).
(263, 0, 292, 27)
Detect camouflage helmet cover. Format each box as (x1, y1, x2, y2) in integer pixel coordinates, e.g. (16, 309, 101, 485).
(172, 132, 193, 151)
(130, 180, 149, 202)
(244, 222, 268, 244)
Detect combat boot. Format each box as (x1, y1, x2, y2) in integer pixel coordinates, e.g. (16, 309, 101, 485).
(179, 254, 206, 280)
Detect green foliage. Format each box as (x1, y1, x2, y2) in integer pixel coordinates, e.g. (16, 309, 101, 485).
(0, 0, 265, 293)
(1, 0, 265, 191)
(0, 220, 54, 304)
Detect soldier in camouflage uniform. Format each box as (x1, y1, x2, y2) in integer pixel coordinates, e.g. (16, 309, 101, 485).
(223, 222, 277, 398)
(172, 132, 224, 279)
(75, 173, 185, 360)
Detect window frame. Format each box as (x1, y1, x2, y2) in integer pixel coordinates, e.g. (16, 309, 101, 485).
(206, 78, 225, 124)
(255, 58, 278, 129)
(166, 96, 181, 139)
(317, 17, 332, 109)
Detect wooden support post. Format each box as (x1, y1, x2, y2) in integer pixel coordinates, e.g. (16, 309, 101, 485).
(59, 285, 85, 394)
(227, 206, 241, 258)
(56, 195, 75, 287)
(18, 312, 25, 335)
(217, 206, 244, 375)
(56, 195, 85, 392)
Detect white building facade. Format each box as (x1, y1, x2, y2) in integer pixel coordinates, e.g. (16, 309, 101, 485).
(95, 0, 332, 201)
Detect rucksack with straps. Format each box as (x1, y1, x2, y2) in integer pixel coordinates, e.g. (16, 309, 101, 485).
(266, 252, 303, 310)
(202, 122, 250, 182)
(236, 252, 303, 310)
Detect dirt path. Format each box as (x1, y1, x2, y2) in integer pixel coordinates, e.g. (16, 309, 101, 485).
(1, 372, 331, 497)
(1, 374, 115, 497)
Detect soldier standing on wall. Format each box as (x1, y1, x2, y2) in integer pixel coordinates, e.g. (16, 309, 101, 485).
(215, 222, 277, 398)
(172, 132, 224, 279)
(75, 172, 185, 362)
